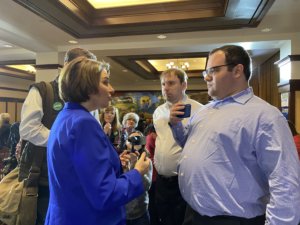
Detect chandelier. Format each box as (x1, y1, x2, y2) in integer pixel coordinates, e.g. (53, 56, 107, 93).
(166, 61, 190, 71)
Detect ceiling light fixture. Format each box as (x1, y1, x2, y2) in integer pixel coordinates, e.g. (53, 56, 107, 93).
(87, 0, 182, 9)
(68, 40, 78, 44)
(157, 34, 167, 39)
(7, 65, 36, 73)
(261, 28, 272, 32)
(147, 57, 206, 72)
(3, 44, 13, 48)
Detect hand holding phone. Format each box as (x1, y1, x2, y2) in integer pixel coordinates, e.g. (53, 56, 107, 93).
(176, 104, 191, 118)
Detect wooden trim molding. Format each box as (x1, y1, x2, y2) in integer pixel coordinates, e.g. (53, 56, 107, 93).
(0, 86, 28, 93)
(275, 55, 300, 67)
(35, 64, 62, 70)
(0, 59, 35, 66)
(0, 97, 25, 102)
(0, 66, 35, 81)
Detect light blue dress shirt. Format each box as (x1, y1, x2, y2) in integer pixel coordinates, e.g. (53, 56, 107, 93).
(172, 88, 300, 225)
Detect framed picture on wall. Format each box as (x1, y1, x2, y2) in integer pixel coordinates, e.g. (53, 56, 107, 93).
(112, 91, 163, 121)
(111, 90, 208, 121)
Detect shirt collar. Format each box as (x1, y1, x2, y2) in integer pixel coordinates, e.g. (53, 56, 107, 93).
(211, 87, 253, 107)
(166, 94, 188, 107)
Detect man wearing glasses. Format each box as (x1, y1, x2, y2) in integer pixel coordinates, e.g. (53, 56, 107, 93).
(169, 45, 300, 225)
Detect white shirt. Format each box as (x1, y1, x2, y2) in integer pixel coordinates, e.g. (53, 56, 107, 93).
(153, 96, 202, 176)
(20, 86, 100, 147)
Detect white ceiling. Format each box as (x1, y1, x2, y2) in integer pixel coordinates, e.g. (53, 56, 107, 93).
(0, 0, 300, 90)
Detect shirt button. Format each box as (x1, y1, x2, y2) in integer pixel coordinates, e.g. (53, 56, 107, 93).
(183, 155, 187, 159)
(180, 172, 184, 176)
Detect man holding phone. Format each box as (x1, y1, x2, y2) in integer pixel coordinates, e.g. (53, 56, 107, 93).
(153, 68, 202, 225)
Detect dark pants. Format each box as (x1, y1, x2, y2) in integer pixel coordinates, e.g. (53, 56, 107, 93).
(155, 174, 186, 225)
(183, 205, 265, 225)
(148, 182, 161, 225)
(126, 211, 150, 225)
(36, 185, 49, 225)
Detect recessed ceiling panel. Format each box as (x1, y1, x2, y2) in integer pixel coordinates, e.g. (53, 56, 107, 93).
(110, 53, 208, 80)
(87, 0, 184, 9)
(13, 0, 275, 38)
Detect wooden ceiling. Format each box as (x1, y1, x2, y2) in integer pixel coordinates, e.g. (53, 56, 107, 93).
(10, 0, 275, 80)
(13, 0, 275, 38)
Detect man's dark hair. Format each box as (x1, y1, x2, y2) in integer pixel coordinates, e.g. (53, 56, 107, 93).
(210, 45, 252, 81)
(64, 48, 97, 63)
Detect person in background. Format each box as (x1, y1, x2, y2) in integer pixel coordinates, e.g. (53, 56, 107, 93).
(1, 122, 20, 175)
(0, 113, 11, 178)
(144, 124, 160, 225)
(288, 120, 300, 160)
(136, 112, 147, 134)
(124, 131, 152, 225)
(153, 68, 203, 225)
(45, 57, 150, 225)
(169, 45, 300, 225)
(119, 112, 140, 152)
(19, 47, 99, 225)
(0, 113, 11, 150)
(100, 105, 122, 152)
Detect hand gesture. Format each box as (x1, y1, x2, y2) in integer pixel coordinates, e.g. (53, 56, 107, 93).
(119, 150, 139, 171)
(134, 152, 150, 176)
(103, 123, 112, 136)
(169, 102, 186, 125)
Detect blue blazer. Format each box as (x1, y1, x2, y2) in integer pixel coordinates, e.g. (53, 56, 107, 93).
(45, 102, 144, 225)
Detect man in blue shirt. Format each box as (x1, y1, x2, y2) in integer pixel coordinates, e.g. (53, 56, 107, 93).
(169, 45, 300, 225)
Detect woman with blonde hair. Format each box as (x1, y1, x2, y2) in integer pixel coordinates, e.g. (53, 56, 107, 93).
(100, 106, 122, 151)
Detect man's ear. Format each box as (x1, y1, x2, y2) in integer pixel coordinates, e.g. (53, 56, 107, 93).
(233, 64, 244, 78)
(182, 81, 187, 91)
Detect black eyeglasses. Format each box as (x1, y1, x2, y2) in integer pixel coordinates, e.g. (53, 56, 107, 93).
(202, 63, 236, 78)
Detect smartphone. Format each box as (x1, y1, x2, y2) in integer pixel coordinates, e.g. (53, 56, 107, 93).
(177, 104, 191, 118)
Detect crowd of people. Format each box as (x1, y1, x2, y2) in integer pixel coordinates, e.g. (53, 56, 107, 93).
(0, 45, 299, 225)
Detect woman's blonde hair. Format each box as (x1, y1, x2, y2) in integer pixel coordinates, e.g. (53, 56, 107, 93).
(59, 56, 110, 103)
(0, 113, 10, 126)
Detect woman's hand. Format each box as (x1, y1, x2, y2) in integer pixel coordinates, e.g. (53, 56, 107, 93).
(15, 139, 22, 162)
(134, 152, 150, 176)
(119, 150, 130, 171)
(103, 123, 112, 136)
(119, 150, 139, 171)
